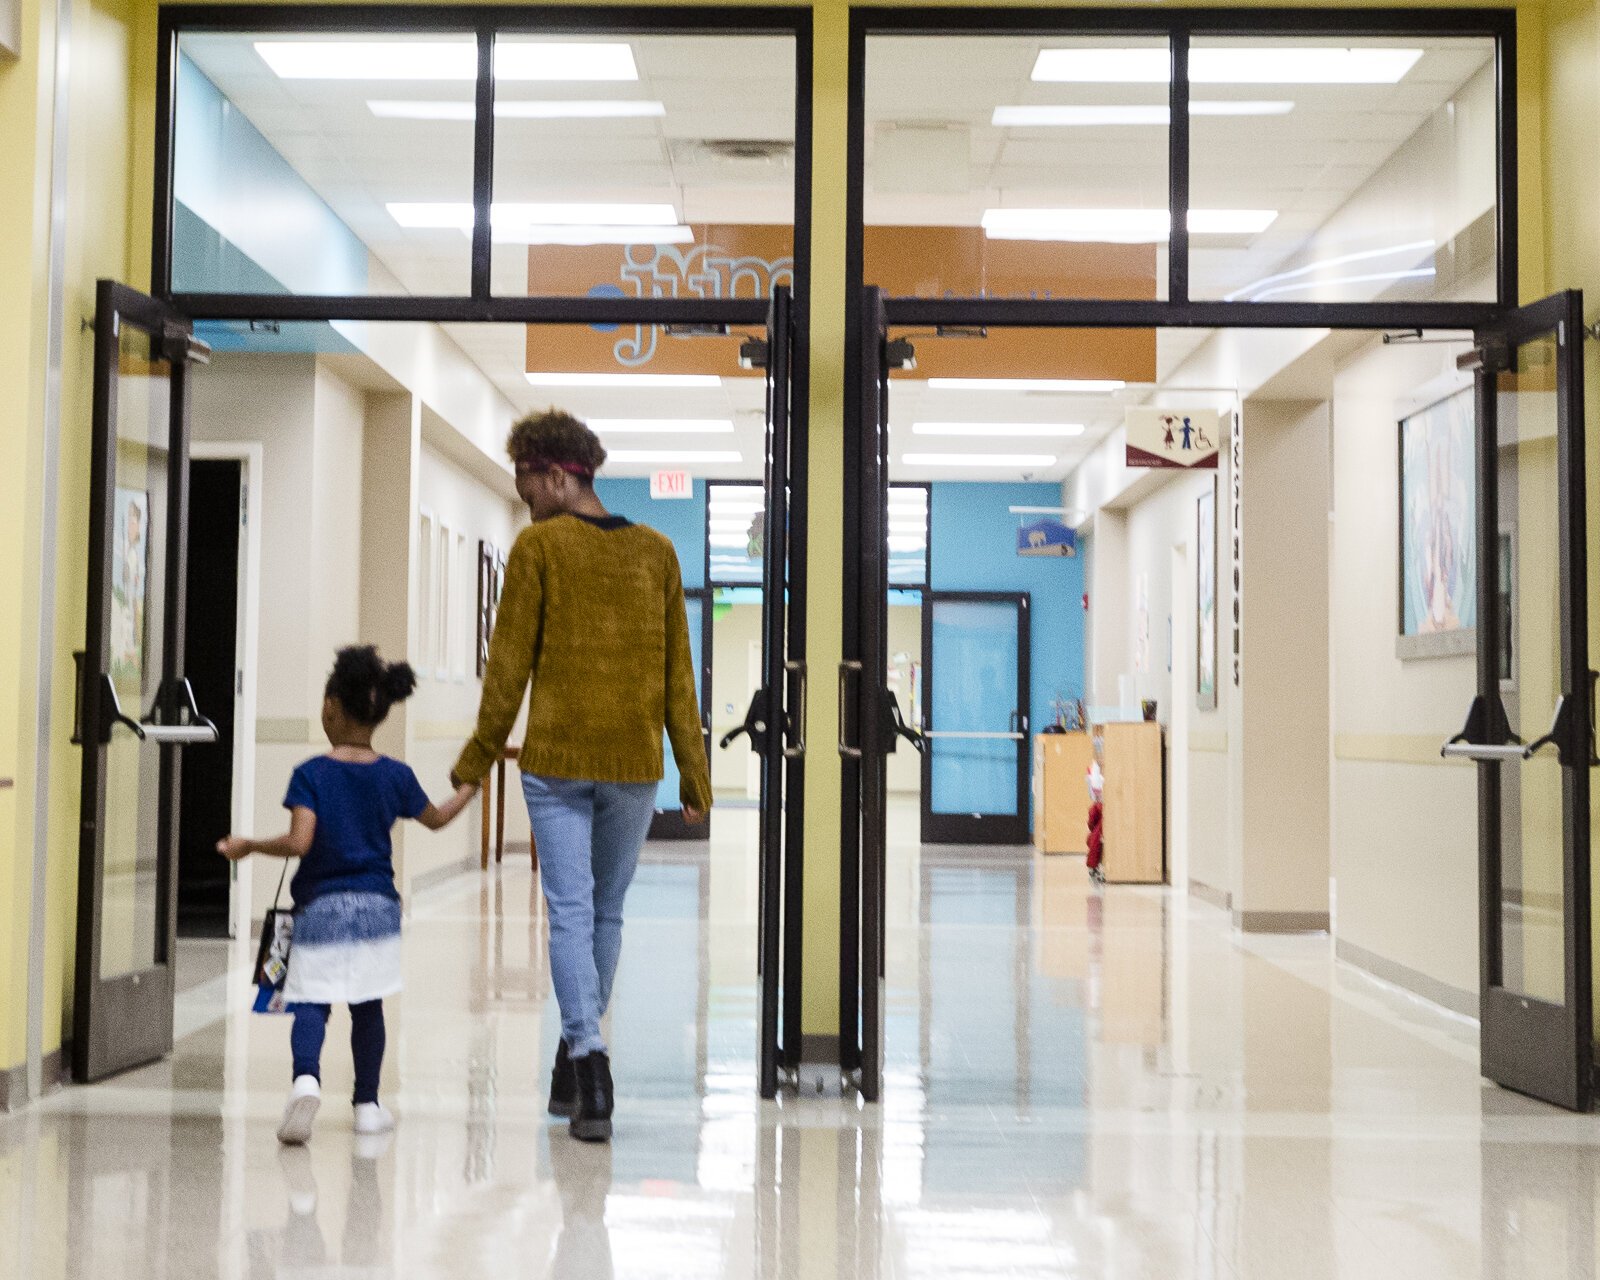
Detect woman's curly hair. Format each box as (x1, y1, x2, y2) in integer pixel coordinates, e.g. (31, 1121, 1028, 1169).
(506, 408, 607, 480)
(325, 645, 417, 727)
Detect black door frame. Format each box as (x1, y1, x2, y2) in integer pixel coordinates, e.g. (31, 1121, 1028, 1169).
(129, 2, 814, 1094)
(73, 280, 219, 1083)
(1442, 289, 1593, 1111)
(839, 7, 1561, 1105)
(920, 591, 1031, 846)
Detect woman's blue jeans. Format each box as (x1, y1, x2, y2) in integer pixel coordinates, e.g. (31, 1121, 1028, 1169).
(521, 773, 659, 1058)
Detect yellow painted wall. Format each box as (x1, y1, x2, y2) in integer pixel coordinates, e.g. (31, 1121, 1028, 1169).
(0, 0, 1595, 1083)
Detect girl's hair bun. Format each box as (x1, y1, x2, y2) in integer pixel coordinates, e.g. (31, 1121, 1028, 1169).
(382, 661, 417, 703)
(326, 645, 417, 727)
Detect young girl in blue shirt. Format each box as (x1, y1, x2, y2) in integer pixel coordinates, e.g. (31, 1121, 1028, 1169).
(219, 646, 476, 1145)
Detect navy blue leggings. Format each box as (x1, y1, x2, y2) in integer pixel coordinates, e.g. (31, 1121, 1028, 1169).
(290, 1000, 385, 1105)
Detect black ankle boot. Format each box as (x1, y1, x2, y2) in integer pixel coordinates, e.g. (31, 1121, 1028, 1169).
(570, 1051, 614, 1143)
(548, 1040, 577, 1117)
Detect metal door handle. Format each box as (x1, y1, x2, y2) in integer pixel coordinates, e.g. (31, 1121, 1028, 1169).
(101, 674, 220, 746)
(921, 730, 1027, 741)
(1440, 742, 1533, 763)
(784, 660, 807, 758)
(838, 661, 863, 758)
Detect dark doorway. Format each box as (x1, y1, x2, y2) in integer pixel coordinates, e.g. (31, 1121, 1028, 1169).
(177, 458, 241, 938)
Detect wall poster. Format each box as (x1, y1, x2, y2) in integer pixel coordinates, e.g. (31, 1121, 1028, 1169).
(1197, 481, 1218, 711)
(1397, 381, 1476, 659)
(111, 487, 151, 685)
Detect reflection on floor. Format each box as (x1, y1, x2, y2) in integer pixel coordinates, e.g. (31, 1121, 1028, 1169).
(5, 803, 1600, 1279)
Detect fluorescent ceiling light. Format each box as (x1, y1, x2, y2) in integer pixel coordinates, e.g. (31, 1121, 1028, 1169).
(927, 377, 1124, 393)
(1248, 267, 1436, 302)
(608, 449, 743, 463)
(389, 201, 690, 244)
(590, 419, 733, 434)
(369, 99, 666, 120)
(992, 101, 1293, 126)
(888, 536, 926, 552)
(912, 421, 1085, 437)
(1032, 46, 1421, 84)
(981, 207, 1276, 242)
(901, 453, 1058, 469)
(389, 201, 678, 229)
(526, 372, 721, 388)
(493, 225, 692, 245)
(255, 40, 637, 81)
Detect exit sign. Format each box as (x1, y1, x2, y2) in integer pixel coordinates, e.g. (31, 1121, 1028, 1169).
(650, 471, 693, 500)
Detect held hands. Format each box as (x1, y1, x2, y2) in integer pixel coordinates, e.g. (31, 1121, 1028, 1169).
(216, 835, 253, 861)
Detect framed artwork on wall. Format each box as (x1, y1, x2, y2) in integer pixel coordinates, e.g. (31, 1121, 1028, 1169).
(476, 540, 506, 678)
(1397, 378, 1476, 659)
(1196, 480, 1218, 711)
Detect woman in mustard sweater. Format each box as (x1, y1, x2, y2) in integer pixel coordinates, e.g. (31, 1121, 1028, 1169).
(453, 410, 713, 1143)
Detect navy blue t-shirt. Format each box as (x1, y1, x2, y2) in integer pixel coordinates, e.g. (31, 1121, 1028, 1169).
(283, 755, 430, 903)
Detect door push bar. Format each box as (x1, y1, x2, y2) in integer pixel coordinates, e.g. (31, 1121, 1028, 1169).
(114, 675, 220, 745)
(1442, 681, 1598, 768)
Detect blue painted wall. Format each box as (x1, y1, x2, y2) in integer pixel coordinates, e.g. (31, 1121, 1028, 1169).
(929, 482, 1086, 737)
(593, 478, 708, 589)
(174, 55, 363, 354)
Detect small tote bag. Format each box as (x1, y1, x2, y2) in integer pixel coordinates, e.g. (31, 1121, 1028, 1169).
(251, 864, 295, 1014)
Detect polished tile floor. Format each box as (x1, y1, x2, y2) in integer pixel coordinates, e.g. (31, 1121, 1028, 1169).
(5, 804, 1600, 1279)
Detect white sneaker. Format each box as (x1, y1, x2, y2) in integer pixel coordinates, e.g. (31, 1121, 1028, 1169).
(277, 1075, 321, 1146)
(353, 1102, 395, 1135)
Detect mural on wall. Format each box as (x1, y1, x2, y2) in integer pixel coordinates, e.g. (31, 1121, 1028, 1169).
(1398, 384, 1476, 659)
(111, 488, 151, 685)
(1197, 481, 1218, 711)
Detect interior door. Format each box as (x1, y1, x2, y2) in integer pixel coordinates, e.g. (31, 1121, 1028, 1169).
(73, 280, 216, 1083)
(921, 592, 1031, 845)
(756, 285, 801, 1097)
(840, 286, 893, 1100)
(1443, 289, 1593, 1111)
(650, 587, 712, 840)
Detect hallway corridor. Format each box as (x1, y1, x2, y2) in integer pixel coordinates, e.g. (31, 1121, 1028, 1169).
(4, 812, 1600, 1279)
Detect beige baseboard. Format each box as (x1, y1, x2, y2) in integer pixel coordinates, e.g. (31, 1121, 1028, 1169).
(1189, 878, 1232, 912)
(1336, 938, 1478, 1019)
(1234, 909, 1330, 934)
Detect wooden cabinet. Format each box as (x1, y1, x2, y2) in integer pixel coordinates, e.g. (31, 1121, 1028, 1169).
(1100, 721, 1165, 884)
(1032, 732, 1092, 854)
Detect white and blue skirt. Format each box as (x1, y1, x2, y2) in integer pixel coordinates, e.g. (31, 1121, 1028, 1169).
(281, 891, 403, 1006)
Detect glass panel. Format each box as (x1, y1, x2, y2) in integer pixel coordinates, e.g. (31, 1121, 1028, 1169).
(888, 485, 928, 586)
(865, 35, 1169, 301)
(929, 599, 1020, 817)
(174, 31, 478, 296)
(1190, 36, 1498, 303)
(491, 33, 796, 310)
(658, 598, 705, 812)
(707, 482, 765, 585)
(1494, 330, 1564, 1003)
(100, 321, 172, 980)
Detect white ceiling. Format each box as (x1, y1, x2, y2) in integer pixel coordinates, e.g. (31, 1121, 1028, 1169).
(180, 30, 1491, 485)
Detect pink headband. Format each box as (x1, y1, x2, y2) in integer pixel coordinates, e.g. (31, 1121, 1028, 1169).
(518, 457, 595, 480)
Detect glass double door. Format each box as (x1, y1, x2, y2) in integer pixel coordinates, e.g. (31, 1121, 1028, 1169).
(1444, 290, 1594, 1111)
(73, 282, 218, 1083)
(74, 284, 808, 1097)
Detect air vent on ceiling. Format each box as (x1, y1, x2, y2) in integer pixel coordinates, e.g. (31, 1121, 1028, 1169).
(671, 138, 794, 169)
